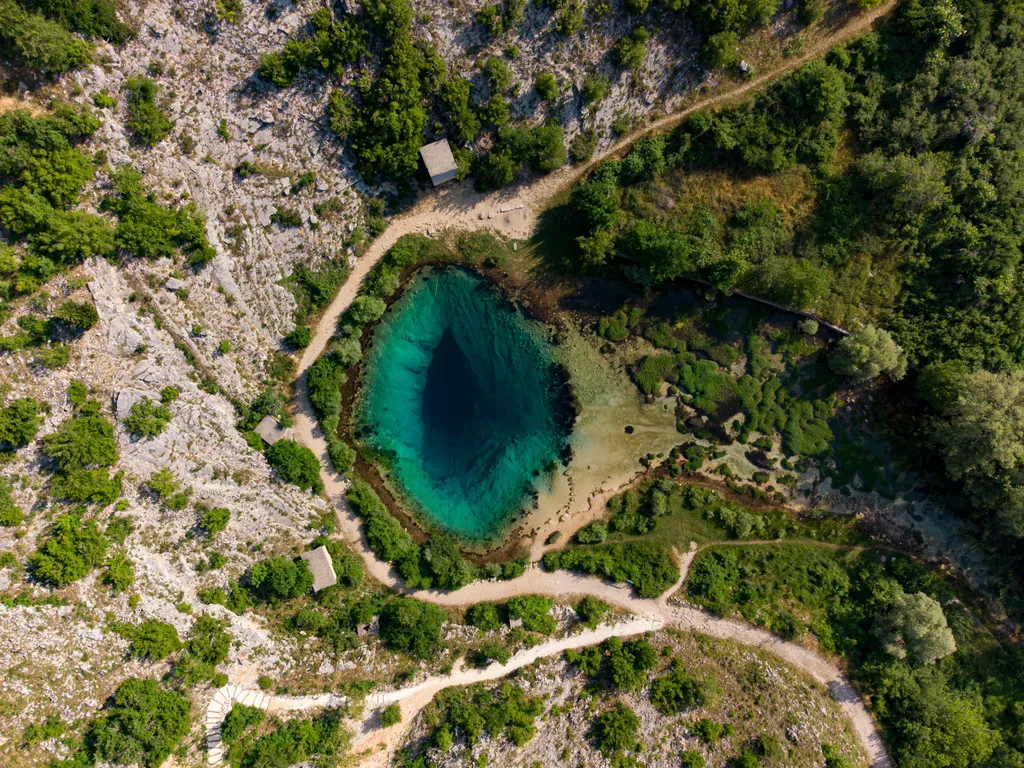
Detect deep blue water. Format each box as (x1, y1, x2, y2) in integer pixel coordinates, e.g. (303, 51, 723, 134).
(356, 267, 572, 540)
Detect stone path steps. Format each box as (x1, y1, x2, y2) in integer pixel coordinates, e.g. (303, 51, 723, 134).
(204, 685, 274, 765)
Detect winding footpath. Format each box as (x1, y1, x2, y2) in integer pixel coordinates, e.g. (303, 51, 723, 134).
(208, 5, 901, 766)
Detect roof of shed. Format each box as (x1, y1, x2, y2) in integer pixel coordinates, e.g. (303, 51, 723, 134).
(300, 546, 337, 592)
(419, 139, 457, 178)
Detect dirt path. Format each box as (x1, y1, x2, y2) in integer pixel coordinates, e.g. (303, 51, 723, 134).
(285, 6, 899, 766)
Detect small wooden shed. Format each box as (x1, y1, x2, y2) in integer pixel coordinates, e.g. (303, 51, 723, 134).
(300, 545, 338, 592)
(255, 415, 288, 445)
(419, 139, 458, 186)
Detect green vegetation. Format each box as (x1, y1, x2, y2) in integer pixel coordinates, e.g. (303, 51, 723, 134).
(0, 396, 42, 449)
(687, 542, 1016, 767)
(476, 123, 566, 191)
(265, 439, 323, 492)
(543, 541, 678, 598)
(379, 703, 402, 727)
(122, 77, 174, 146)
(379, 597, 445, 657)
(220, 704, 264, 745)
(411, 680, 543, 756)
(88, 679, 190, 767)
(123, 397, 172, 439)
(225, 709, 350, 768)
(828, 325, 907, 382)
(0, 477, 23, 526)
(534, 72, 558, 101)
(104, 167, 216, 267)
(247, 556, 313, 603)
(591, 702, 639, 756)
(575, 596, 609, 628)
(30, 511, 107, 586)
(258, 7, 367, 86)
(197, 504, 230, 536)
(506, 595, 555, 635)
(129, 619, 182, 661)
(346, 478, 479, 590)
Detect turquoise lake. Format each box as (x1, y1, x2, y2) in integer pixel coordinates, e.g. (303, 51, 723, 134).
(356, 267, 573, 541)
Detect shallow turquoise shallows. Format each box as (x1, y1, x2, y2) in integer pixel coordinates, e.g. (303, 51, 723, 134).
(356, 267, 572, 541)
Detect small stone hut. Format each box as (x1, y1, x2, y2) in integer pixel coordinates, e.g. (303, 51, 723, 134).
(300, 546, 337, 592)
(419, 139, 458, 186)
(254, 415, 288, 445)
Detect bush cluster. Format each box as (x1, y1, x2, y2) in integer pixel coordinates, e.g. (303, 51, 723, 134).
(543, 541, 678, 598)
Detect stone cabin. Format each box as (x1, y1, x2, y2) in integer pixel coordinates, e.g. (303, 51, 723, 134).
(419, 139, 458, 187)
(300, 545, 337, 593)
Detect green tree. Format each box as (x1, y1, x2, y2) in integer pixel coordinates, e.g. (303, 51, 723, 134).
(198, 505, 230, 536)
(828, 325, 907, 382)
(507, 595, 556, 634)
(702, 30, 740, 68)
(30, 512, 107, 586)
(130, 620, 182, 661)
(187, 614, 231, 665)
(265, 439, 322, 492)
(466, 602, 503, 631)
(248, 556, 313, 603)
(105, 552, 134, 593)
(613, 27, 650, 70)
(534, 72, 558, 101)
(591, 702, 639, 755)
(379, 703, 401, 727)
(0, 397, 42, 449)
(874, 591, 956, 666)
(90, 678, 190, 767)
(123, 77, 174, 146)
(124, 397, 172, 439)
(379, 597, 444, 657)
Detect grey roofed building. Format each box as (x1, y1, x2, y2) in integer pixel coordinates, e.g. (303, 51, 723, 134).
(300, 545, 337, 592)
(254, 415, 288, 445)
(419, 139, 458, 186)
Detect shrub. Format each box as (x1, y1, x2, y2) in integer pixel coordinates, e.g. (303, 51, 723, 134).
(130, 620, 182, 661)
(681, 751, 707, 768)
(31, 512, 107, 586)
(730, 750, 762, 768)
(613, 27, 650, 70)
(221, 705, 265, 743)
(552, 541, 679, 597)
(575, 520, 608, 544)
(379, 703, 401, 727)
(53, 299, 98, 331)
(467, 602, 504, 632)
(582, 74, 610, 105)
(248, 556, 313, 603)
(0, 1, 93, 74)
(0, 397, 42, 449)
(379, 598, 444, 657)
(569, 128, 597, 164)
(270, 207, 303, 228)
(265, 439, 323, 492)
(506, 595, 555, 634)
(0, 478, 23, 527)
(187, 614, 231, 665)
(703, 31, 740, 68)
(575, 596, 609, 628)
(649, 658, 718, 714)
(90, 679, 190, 767)
(105, 552, 135, 593)
(123, 77, 174, 146)
(285, 325, 312, 349)
(198, 505, 230, 536)
(829, 325, 907, 382)
(534, 72, 558, 101)
(124, 397, 172, 439)
(591, 702, 639, 755)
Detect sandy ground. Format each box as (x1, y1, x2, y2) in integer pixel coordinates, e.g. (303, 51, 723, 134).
(280, 5, 901, 766)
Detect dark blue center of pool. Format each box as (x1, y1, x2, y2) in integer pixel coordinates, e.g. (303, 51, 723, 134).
(357, 267, 571, 540)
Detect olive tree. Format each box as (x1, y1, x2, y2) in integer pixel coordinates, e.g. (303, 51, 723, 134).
(873, 591, 956, 667)
(828, 325, 907, 382)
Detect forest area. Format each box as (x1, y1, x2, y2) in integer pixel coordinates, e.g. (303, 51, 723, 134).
(556, 0, 1024, 616)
